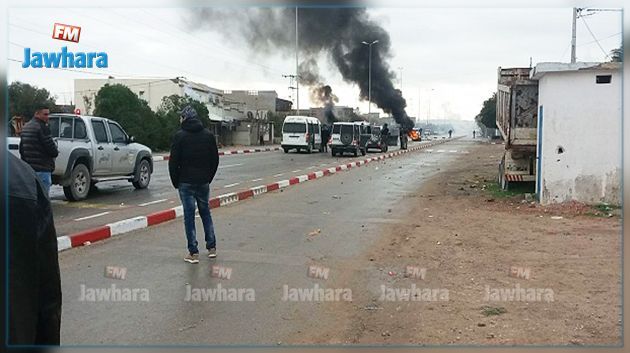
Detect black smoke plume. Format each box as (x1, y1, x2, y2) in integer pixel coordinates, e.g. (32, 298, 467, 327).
(297, 59, 338, 123)
(189, 7, 415, 130)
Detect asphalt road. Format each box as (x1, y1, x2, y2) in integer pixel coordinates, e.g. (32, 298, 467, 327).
(57, 138, 470, 345)
(50, 142, 419, 236)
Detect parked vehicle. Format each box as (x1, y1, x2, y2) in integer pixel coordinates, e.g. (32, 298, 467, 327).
(363, 125, 388, 153)
(330, 122, 366, 157)
(496, 67, 538, 190)
(385, 125, 401, 146)
(408, 128, 421, 141)
(8, 114, 153, 201)
(281, 115, 322, 153)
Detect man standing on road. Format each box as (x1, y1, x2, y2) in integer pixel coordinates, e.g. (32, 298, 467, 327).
(169, 105, 220, 263)
(448, 129, 453, 138)
(473, 130, 476, 138)
(321, 124, 330, 152)
(9, 153, 62, 345)
(19, 105, 59, 196)
(381, 123, 390, 146)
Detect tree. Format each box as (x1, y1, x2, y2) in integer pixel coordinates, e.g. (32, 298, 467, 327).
(475, 92, 497, 129)
(9, 81, 57, 120)
(610, 46, 622, 62)
(154, 95, 211, 151)
(93, 84, 158, 149)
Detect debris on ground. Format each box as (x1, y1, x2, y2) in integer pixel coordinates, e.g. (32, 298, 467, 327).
(307, 229, 321, 237)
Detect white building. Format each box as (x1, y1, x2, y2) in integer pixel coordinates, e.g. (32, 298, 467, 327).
(74, 77, 245, 145)
(531, 62, 621, 205)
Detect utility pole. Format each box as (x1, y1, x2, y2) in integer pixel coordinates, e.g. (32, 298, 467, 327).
(282, 74, 297, 113)
(295, 7, 299, 112)
(427, 88, 434, 126)
(571, 7, 578, 63)
(361, 40, 379, 115)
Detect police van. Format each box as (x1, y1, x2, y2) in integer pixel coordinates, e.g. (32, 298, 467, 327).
(281, 116, 322, 153)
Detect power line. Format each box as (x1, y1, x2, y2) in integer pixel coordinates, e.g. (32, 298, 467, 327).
(578, 31, 621, 47)
(580, 15, 611, 59)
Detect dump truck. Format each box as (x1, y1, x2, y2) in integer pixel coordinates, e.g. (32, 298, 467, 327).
(496, 67, 539, 190)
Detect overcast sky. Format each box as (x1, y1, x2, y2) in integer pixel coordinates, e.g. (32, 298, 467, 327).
(8, 4, 623, 121)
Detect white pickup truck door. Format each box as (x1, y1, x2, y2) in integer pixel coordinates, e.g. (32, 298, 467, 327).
(90, 119, 114, 175)
(107, 121, 136, 174)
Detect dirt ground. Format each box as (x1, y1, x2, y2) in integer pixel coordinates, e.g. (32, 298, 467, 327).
(290, 140, 622, 346)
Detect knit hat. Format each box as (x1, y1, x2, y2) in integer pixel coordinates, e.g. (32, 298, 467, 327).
(180, 105, 198, 120)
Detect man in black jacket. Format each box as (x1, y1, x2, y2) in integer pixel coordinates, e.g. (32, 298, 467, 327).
(9, 154, 62, 345)
(169, 105, 220, 263)
(19, 105, 59, 196)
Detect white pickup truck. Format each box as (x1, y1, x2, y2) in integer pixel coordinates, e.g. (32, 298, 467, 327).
(8, 114, 153, 201)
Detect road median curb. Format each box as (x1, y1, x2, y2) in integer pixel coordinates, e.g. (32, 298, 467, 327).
(58, 138, 460, 252)
(153, 146, 282, 161)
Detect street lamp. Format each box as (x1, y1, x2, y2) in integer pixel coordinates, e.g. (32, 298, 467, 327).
(426, 88, 434, 126)
(361, 40, 379, 115)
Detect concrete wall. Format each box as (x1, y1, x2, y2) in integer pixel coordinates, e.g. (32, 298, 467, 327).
(536, 69, 621, 205)
(74, 78, 182, 114)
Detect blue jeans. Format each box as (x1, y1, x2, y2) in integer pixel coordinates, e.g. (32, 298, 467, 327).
(178, 183, 216, 255)
(36, 171, 52, 197)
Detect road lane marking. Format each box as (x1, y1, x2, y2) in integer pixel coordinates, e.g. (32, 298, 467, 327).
(291, 169, 301, 173)
(307, 166, 317, 170)
(224, 182, 240, 188)
(138, 198, 168, 207)
(74, 211, 111, 222)
(274, 173, 284, 177)
(218, 163, 243, 169)
(251, 178, 263, 182)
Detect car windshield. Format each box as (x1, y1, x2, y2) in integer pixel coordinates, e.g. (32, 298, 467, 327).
(372, 127, 381, 134)
(340, 125, 354, 136)
(283, 122, 306, 133)
(332, 124, 341, 134)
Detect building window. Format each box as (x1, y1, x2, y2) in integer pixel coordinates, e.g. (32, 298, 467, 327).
(596, 75, 612, 84)
(248, 90, 259, 96)
(223, 90, 232, 94)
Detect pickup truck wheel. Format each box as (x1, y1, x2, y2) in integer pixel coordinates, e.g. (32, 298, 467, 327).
(283, 148, 289, 153)
(63, 164, 90, 201)
(132, 159, 151, 189)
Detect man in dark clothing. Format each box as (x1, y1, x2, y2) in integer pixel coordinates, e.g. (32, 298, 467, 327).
(448, 129, 453, 138)
(19, 106, 59, 196)
(381, 123, 390, 145)
(169, 105, 220, 263)
(320, 124, 330, 152)
(9, 154, 62, 345)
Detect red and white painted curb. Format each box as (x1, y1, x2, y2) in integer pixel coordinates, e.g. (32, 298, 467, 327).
(153, 146, 282, 161)
(57, 139, 456, 252)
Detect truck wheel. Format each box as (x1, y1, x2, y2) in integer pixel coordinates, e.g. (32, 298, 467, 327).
(283, 148, 289, 153)
(331, 149, 336, 157)
(360, 147, 366, 156)
(63, 163, 91, 201)
(132, 159, 151, 189)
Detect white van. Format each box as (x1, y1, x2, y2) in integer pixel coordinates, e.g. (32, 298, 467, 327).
(281, 116, 322, 153)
